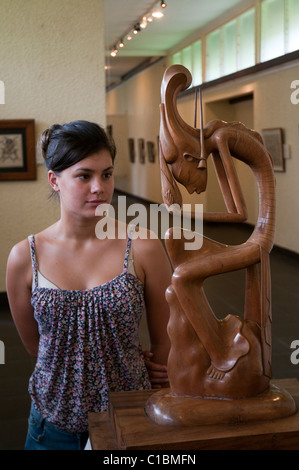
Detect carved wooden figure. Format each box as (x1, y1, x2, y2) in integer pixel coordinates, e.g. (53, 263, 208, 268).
(145, 65, 296, 426)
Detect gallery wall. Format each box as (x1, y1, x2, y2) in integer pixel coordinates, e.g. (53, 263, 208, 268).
(0, 0, 106, 292)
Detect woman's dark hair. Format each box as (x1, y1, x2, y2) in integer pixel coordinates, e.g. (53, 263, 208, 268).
(41, 120, 116, 172)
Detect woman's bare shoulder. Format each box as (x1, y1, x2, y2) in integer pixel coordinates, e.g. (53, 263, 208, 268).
(133, 231, 171, 271)
(8, 238, 31, 266)
(132, 228, 165, 252)
(8, 223, 56, 268)
(6, 238, 33, 290)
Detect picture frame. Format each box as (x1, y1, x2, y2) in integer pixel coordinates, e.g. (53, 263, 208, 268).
(261, 128, 285, 172)
(106, 124, 113, 138)
(138, 138, 145, 164)
(147, 141, 155, 163)
(128, 138, 135, 163)
(0, 119, 36, 180)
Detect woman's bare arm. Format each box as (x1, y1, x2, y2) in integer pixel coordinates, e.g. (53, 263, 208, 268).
(6, 239, 39, 357)
(135, 235, 172, 388)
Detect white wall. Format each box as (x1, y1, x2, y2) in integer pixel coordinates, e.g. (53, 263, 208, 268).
(200, 62, 299, 253)
(0, 0, 106, 291)
(106, 58, 299, 254)
(106, 60, 167, 203)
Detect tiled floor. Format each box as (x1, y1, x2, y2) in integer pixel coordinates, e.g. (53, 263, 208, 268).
(1, 192, 299, 449)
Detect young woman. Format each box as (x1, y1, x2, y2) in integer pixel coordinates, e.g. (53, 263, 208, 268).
(6, 120, 171, 450)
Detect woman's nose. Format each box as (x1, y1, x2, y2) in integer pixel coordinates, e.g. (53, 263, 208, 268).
(91, 178, 104, 194)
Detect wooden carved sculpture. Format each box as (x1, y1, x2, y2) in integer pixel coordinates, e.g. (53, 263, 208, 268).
(145, 65, 296, 426)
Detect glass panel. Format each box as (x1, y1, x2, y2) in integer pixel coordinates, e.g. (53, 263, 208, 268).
(286, 0, 299, 52)
(171, 52, 182, 65)
(192, 40, 202, 86)
(182, 46, 192, 74)
(238, 8, 255, 69)
(223, 19, 237, 75)
(261, 0, 285, 61)
(206, 28, 221, 81)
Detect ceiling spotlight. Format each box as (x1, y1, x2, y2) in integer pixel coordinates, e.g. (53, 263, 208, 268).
(119, 38, 124, 48)
(152, 7, 164, 18)
(140, 16, 147, 29)
(161, 1, 167, 7)
(133, 23, 141, 34)
(127, 33, 132, 40)
(110, 45, 118, 57)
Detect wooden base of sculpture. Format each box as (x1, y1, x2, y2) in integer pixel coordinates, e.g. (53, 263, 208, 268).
(88, 379, 299, 450)
(145, 383, 296, 427)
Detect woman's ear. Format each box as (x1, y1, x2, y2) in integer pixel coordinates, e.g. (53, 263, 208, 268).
(48, 170, 60, 192)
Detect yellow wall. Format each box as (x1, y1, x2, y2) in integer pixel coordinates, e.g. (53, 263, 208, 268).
(107, 58, 299, 254)
(0, 0, 105, 291)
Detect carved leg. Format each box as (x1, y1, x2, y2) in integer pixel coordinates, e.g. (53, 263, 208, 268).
(172, 276, 249, 374)
(165, 285, 210, 395)
(244, 263, 261, 324)
(171, 242, 261, 374)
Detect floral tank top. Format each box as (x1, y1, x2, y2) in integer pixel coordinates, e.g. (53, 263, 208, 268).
(28, 233, 151, 433)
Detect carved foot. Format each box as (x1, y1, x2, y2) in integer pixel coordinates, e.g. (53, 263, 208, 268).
(207, 365, 226, 380)
(209, 315, 250, 373)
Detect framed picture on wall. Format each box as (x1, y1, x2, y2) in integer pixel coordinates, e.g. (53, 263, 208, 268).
(138, 138, 145, 164)
(261, 128, 285, 172)
(0, 119, 36, 180)
(147, 141, 155, 162)
(106, 124, 113, 137)
(128, 138, 135, 163)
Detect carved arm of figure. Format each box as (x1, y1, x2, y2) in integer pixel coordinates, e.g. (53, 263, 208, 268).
(159, 65, 249, 223)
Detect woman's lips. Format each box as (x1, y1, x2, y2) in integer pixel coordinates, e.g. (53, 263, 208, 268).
(86, 200, 106, 206)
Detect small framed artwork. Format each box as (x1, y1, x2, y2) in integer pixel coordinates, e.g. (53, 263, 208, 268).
(0, 119, 36, 180)
(128, 138, 135, 163)
(262, 128, 285, 172)
(138, 138, 145, 164)
(106, 124, 113, 137)
(147, 141, 155, 163)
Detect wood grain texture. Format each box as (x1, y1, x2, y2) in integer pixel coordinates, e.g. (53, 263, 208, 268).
(156, 65, 279, 404)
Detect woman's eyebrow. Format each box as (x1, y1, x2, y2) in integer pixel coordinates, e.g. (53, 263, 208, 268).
(73, 167, 93, 173)
(73, 165, 114, 173)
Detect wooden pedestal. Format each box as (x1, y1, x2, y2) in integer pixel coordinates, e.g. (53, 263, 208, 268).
(88, 378, 299, 450)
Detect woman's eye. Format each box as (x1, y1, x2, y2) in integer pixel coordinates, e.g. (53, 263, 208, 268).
(103, 172, 113, 179)
(78, 174, 90, 180)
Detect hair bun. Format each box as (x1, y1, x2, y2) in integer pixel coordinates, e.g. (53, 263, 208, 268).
(40, 124, 61, 162)
(40, 120, 116, 173)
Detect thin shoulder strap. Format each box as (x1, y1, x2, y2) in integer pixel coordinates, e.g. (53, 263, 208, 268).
(123, 225, 134, 272)
(28, 235, 38, 289)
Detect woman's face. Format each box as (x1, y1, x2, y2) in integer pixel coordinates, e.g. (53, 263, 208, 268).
(48, 150, 114, 218)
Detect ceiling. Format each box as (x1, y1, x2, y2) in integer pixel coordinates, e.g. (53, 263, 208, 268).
(104, 0, 247, 90)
